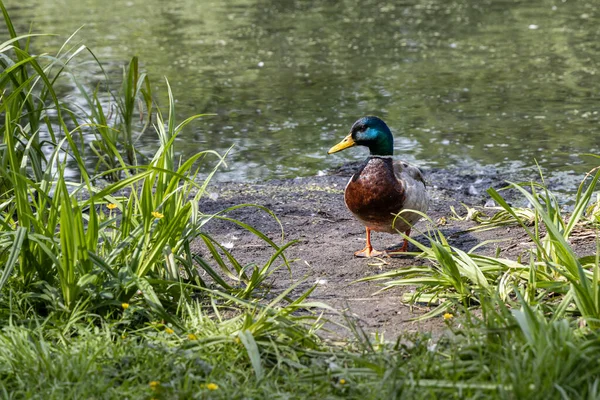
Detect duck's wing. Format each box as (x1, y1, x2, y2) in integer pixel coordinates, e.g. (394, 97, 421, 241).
(393, 160, 427, 187)
(392, 160, 429, 218)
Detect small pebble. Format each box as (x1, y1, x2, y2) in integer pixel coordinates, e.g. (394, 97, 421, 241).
(484, 199, 496, 208)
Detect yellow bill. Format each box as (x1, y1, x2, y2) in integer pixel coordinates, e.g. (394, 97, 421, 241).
(328, 134, 356, 154)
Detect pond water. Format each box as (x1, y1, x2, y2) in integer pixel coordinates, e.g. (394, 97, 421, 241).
(7, 0, 600, 185)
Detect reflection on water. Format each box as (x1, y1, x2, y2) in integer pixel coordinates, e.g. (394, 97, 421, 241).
(8, 0, 600, 183)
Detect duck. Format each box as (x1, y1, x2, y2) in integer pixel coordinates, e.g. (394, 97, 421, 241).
(328, 116, 429, 257)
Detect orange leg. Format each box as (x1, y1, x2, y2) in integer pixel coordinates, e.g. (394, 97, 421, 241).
(354, 227, 385, 258)
(386, 229, 411, 254)
(399, 228, 411, 252)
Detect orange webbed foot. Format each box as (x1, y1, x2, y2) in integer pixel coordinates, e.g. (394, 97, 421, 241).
(354, 246, 386, 258)
(354, 227, 387, 257)
(385, 230, 412, 257)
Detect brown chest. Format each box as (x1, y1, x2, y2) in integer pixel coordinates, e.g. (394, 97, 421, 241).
(344, 158, 406, 220)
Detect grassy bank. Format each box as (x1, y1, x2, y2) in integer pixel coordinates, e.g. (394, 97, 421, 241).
(2, 2, 600, 398)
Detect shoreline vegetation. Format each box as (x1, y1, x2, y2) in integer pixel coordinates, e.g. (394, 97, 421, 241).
(3, 3, 600, 398)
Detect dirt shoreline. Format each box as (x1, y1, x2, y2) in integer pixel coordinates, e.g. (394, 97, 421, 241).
(196, 163, 593, 339)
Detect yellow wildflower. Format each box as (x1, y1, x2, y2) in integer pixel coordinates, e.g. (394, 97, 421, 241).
(121, 303, 129, 310)
(339, 378, 346, 385)
(187, 333, 198, 340)
(165, 327, 174, 334)
(151, 211, 164, 219)
(206, 383, 219, 391)
(443, 313, 454, 320)
(107, 203, 117, 210)
(149, 381, 160, 390)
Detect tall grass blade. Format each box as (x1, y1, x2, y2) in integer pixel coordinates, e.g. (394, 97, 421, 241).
(0, 227, 26, 291)
(238, 330, 264, 381)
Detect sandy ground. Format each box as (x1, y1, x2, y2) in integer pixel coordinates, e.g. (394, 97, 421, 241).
(195, 163, 597, 339)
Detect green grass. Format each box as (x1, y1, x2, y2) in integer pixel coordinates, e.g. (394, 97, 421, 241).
(2, 296, 600, 399)
(2, 2, 600, 398)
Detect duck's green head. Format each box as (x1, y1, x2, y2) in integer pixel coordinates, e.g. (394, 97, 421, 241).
(328, 116, 394, 156)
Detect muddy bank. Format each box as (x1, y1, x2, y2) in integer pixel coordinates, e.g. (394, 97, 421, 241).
(195, 163, 593, 339)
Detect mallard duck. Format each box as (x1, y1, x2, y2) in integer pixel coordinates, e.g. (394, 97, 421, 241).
(328, 116, 429, 257)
